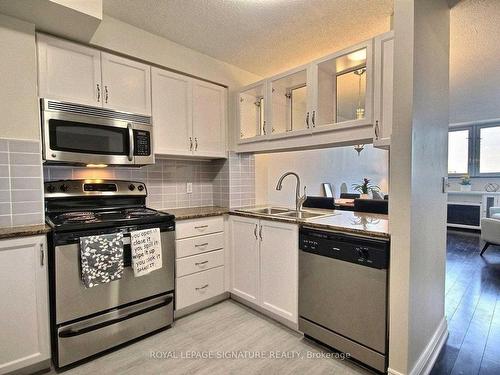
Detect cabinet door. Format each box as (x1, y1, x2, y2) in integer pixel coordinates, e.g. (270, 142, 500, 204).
(101, 52, 151, 115)
(230, 216, 260, 303)
(311, 40, 373, 132)
(259, 220, 298, 323)
(268, 67, 311, 138)
(373, 31, 394, 149)
(0, 236, 49, 374)
(192, 80, 227, 157)
(238, 81, 268, 143)
(152, 68, 193, 156)
(37, 34, 101, 106)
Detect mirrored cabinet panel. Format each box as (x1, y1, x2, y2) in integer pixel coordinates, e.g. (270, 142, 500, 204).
(239, 83, 266, 140)
(314, 44, 371, 129)
(269, 69, 309, 136)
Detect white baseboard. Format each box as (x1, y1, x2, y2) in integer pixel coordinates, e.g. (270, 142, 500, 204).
(388, 317, 448, 375)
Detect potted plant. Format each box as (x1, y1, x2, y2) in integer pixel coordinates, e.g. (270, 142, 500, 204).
(460, 175, 472, 192)
(352, 178, 380, 199)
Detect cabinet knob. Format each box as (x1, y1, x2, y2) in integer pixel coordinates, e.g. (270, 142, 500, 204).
(104, 85, 109, 103)
(306, 112, 310, 128)
(375, 120, 380, 139)
(312, 111, 316, 127)
(189, 137, 193, 151)
(96, 83, 101, 102)
(194, 137, 198, 151)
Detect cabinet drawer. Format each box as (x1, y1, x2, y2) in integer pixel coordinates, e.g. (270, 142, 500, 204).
(176, 249, 224, 277)
(176, 232, 224, 258)
(176, 266, 224, 310)
(176, 217, 224, 239)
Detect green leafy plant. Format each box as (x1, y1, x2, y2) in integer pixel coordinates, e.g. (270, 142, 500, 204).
(460, 175, 471, 186)
(352, 178, 380, 195)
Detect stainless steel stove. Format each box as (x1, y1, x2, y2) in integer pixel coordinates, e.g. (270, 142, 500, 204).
(45, 180, 175, 368)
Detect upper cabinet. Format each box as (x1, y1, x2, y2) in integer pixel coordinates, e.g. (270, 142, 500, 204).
(37, 34, 101, 107)
(100, 53, 151, 115)
(238, 80, 267, 142)
(152, 68, 192, 156)
(268, 67, 312, 138)
(152, 67, 227, 159)
(37, 34, 152, 116)
(310, 40, 373, 132)
(192, 80, 227, 158)
(235, 34, 395, 152)
(373, 31, 394, 149)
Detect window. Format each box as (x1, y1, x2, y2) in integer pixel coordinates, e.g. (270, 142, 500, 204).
(448, 130, 470, 174)
(448, 124, 500, 177)
(479, 126, 500, 174)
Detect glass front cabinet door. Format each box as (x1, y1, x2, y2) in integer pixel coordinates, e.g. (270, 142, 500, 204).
(238, 81, 268, 143)
(309, 40, 373, 132)
(268, 67, 313, 138)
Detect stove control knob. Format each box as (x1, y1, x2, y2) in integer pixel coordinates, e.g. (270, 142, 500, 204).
(137, 185, 144, 192)
(60, 184, 69, 192)
(128, 184, 136, 191)
(356, 247, 369, 260)
(47, 185, 56, 193)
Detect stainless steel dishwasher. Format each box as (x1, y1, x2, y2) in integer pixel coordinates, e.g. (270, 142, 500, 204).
(298, 227, 390, 373)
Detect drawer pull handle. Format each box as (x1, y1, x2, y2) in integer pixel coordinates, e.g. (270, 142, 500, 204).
(195, 242, 209, 247)
(195, 261, 209, 266)
(195, 284, 209, 291)
(195, 225, 209, 230)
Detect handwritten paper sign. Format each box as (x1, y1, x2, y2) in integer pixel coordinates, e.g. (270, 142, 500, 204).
(130, 228, 162, 277)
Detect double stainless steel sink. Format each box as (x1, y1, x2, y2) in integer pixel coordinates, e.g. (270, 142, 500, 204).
(235, 206, 335, 220)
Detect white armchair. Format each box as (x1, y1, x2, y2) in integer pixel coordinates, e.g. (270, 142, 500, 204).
(480, 207, 500, 256)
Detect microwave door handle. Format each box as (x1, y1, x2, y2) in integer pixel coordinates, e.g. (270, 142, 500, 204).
(127, 123, 134, 162)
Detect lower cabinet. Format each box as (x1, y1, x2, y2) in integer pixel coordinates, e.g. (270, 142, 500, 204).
(0, 235, 50, 375)
(175, 217, 226, 312)
(230, 216, 298, 324)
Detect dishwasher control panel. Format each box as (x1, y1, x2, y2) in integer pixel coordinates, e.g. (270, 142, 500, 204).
(299, 227, 389, 269)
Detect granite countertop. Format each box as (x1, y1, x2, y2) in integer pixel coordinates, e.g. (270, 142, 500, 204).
(230, 207, 390, 239)
(0, 224, 51, 240)
(163, 206, 229, 221)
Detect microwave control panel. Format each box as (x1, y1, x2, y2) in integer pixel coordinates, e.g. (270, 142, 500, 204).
(133, 130, 151, 156)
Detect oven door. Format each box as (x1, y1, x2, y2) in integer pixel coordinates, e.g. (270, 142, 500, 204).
(42, 109, 138, 166)
(52, 226, 175, 324)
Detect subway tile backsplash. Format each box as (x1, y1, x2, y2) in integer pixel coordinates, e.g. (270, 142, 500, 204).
(0, 138, 44, 227)
(44, 153, 256, 211)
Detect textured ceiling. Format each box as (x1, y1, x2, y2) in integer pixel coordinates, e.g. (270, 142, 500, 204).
(103, 0, 393, 77)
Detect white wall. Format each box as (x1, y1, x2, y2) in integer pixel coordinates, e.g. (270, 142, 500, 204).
(389, 0, 449, 373)
(0, 14, 39, 140)
(450, 0, 500, 124)
(255, 145, 389, 207)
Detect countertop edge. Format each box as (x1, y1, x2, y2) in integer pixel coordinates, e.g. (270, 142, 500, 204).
(229, 210, 390, 240)
(162, 206, 229, 221)
(0, 224, 51, 240)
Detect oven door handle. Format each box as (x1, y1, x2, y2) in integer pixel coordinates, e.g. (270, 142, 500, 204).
(58, 296, 173, 338)
(128, 123, 134, 162)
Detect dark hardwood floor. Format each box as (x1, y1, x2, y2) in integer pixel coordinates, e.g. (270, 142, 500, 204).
(431, 229, 500, 375)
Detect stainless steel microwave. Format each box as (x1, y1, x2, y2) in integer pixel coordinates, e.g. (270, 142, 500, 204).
(41, 99, 154, 166)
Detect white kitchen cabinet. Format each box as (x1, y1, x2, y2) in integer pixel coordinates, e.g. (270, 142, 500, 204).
(235, 37, 380, 153)
(230, 216, 260, 304)
(37, 34, 151, 116)
(310, 40, 373, 133)
(237, 80, 268, 143)
(192, 80, 227, 158)
(259, 220, 298, 323)
(152, 69, 227, 158)
(373, 31, 394, 149)
(0, 236, 50, 375)
(230, 216, 298, 324)
(152, 68, 193, 156)
(268, 66, 312, 139)
(101, 52, 151, 116)
(37, 33, 101, 106)
(175, 216, 226, 313)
